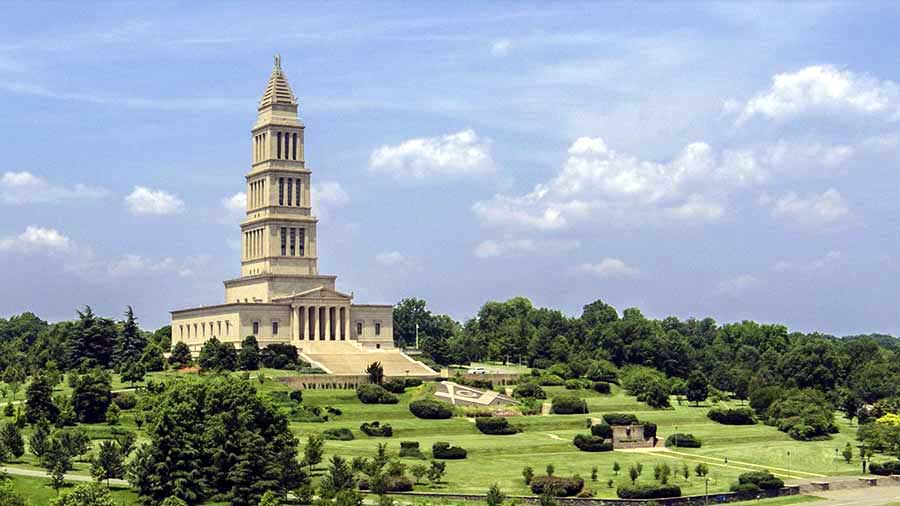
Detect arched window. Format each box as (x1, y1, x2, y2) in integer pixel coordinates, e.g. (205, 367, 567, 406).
(276, 132, 282, 159)
(292, 133, 298, 160)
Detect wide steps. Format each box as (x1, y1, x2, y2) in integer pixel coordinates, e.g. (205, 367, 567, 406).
(302, 350, 436, 377)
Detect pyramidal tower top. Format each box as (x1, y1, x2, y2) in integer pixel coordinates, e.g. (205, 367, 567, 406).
(259, 54, 298, 110)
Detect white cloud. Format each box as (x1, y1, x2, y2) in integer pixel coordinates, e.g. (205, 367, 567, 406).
(473, 238, 580, 258)
(735, 65, 900, 124)
(491, 39, 512, 56)
(369, 129, 494, 179)
(774, 250, 841, 272)
(0, 171, 107, 205)
(765, 188, 850, 227)
(108, 254, 202, 277)
(576, 258, 640, 278)
(125, 186, 184, 216)
(312, 182, 350, 208)
(375, 251, 422, 271)
(666, 195, 725, 222)
(717, 274, 760, 296)
(222, 192, 246, 213)
(0, 226, 74, 253)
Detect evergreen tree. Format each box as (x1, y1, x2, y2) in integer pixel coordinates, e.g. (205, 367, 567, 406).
(120, 361, 145, 387)
(49, 483, 116, 506)
(169, 341, 193, 369)
(303, 434, 325, 473)
(67, 306, 117, 369)
(319, 455, 356, 499)
(686, 370, 709, 406)
(0, 422, 25, 458)
(91, 440, 125, 487)
(26, 372, 59, 423)
(198, 337, 238, 371)
(140, 343, 167, 372)
(114, 306, 147, 369)
(238, 335, 261, 371)
(29, 419, 51, 463)
(486, 484, 506, 506)
(71, 369, 112, 423)
(228, 430, 281, 506)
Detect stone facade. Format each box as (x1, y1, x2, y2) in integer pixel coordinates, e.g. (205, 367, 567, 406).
(170, 56, 394, 357)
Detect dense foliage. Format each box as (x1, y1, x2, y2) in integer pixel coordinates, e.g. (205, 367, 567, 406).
(432, 442, 467, 459)
(529, 475, 584, 496)
(616, 484, 682, 499)
(730, 471, 784, 494)
(664, 433, 702, 448)
(707, 407, 756, 425)
(356, 384, 398, 405)
(409, 398, 453, 419)
(360, 421, 393, 437)
(573, 434, 613, 452)
(474, 416, 521, 435)
(550, 395, 588, 414)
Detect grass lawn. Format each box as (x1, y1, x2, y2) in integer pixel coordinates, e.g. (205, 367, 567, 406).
(7, 475, 141, 505)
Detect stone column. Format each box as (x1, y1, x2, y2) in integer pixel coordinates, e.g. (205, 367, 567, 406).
(319, 306, 326, 340)
(343, 307, 349, 341)
(324, 306, 331, 340)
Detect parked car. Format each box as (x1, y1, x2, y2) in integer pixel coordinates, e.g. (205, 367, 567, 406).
(467, 366, 487, 374)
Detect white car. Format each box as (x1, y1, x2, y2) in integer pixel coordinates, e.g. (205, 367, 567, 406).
(467, 367, 487, 374)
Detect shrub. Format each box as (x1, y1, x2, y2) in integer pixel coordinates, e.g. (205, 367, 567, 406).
(729, 483, 761, 495)
(356, 384, 399, 405)
(573, 434, 614, 452)
(475, 416, 521, 435)
(869, 461, 900, 476)
(399, 441, 424, 459)
(513, 383, 546, 399)
(547, 363, 573, 379)
(259, 343, 300, 370)
(409, 399, 453, 419)
(358, 475, 414, 492)
(432, 442, 467, 459)
(616, 484, 682, 499)
(565, 379, 591, 390)
(590, 423, 612, 439)
(382, 378, 407, 394)
(643, 422, 657, 438)
(322, 428, 354, 441)
(551, 395, 588, 415)
(530, 476, 584, 497)
(707, 407, 756, 425)
(602, 413, 639, 425)
(404, 378, 423, 388)
(537, 374, 566, 386)
(767, 390, 837, 440)
(592, 382, 611, 394)
(737, 471, 784, 490)
(112, 392, 137, 410)
(664, 433, 702, 448)
(289, 390, 303, 404)
(360, 422, 393, 437)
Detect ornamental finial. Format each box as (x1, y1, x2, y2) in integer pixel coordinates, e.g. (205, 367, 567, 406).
(274, 53, 281, 69)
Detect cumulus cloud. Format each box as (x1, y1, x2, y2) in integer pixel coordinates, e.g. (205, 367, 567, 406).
(222, 192, 246, 213)
(312, 182, 350, 208)
(774, 250, 842, 272)
(717, 274, 760, 296)
(375, 251, 422, 271)
(763, 188, 850, 227)
(491, 39, 512, 56)
(473, 238, 580, 258)
(0, 226, 74, 253)
(0, 171, 107, 205)
(125, 186, 184, 216)
(369, 129, 494, 179)
(576, 258, 640, 278)
(735, 65, 900, 124)
(108, 254, 203, 277)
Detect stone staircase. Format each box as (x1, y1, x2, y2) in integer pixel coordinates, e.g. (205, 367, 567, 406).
(299, 341, 437, 377)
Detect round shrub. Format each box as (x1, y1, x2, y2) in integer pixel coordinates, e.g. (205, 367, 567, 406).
(513, 383, 546, 399)
(616, 484, 682, 499)
(432, 442, 467, 459)
(707, 407, 756, 425)
(382, 378, 407, 394)
(551, 395, 588, 415)
(360, 421, 393, 437)
(870, 461, 900, 476)
(537, 374, 566, 386)
(409, 398, 454, 419)
(404, 378, 423, 388)
(112, 392, 137, 410)
(322, 428, 354, 440)
(573, 434, 613, 452)
(730, 483, 760, 495)
(665, 433, 702, 448)
(602, 413, 639, 425)
(530, 476, 584, 497)
(592, 382, 611, 394)
(289, 390, 303, 404)
(399, 441, 424, 459)
(737, 471, 783, 490)
(356, 384, 399, 405)
(590, 423, 612, 438)
(565, 379, 591, 390)
(475, 416, 522, 435)
(358, 476, 414, 492)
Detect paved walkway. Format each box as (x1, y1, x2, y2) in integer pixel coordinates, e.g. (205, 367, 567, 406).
(2, 464, 129, 486)
(810, 486, 900, 505)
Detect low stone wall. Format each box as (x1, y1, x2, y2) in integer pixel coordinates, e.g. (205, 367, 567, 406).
(277, 373, 437, 390)
(447, 372, 522, 386)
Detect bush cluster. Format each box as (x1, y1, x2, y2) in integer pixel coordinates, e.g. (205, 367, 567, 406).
(356, 384, 399, 405)
(322, 428, 354, 441)
(870, 461, 900, 475)
(766, 390, 837, 440)
(409, 399, 453, 419)
(399, 441, 424, 459)
(475, 416, 521, 435)
(617, 484, 682, 499)
(112, 392, 137, 410)
(565, 379, 592, 390)
(536, 374, 566, 386)
(382, 378, 408, 394)
(358, 476, 414, 492)
(529, 476, 584, 497)
(360, 421, 393, 437)
(730, 471, 784, 494)
(573, 434, 613, 452)
(513, 383, 546, 399)
(707, 407, 756, 425)
(550, 395, 588, 415)
(643, 422, 657, 438)
(432, 442, 467, 459)
(664, 433, 702, 448)
(592, 382, 611, 394)
(602, 413, 639, 425)
(589, 423, 612, 438)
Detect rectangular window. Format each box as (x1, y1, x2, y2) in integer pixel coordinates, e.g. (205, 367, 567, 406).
(290, 228, 296, 256)
(278, 178, 284, 205)
(356, 322, 363, 336)
(252, 321, 259, 335)
(276, 132, 282, 159)
(295, 178, 301, 206)
(287, 179, 293, 206)
(272, 321, 279, 335)
(375, 322, 381, 336)
(298, 228, 305, 256)
(280, 227, 287, 256)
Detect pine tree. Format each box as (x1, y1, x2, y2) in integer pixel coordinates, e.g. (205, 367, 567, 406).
(29, 419, 52, 463)
(169, 341, 193, 369)
(25, 373, 59, 423)
(0, 422, 25, 459)
(114, 306, 147, 369)
(91, 440, 125, 487)
(71, 369, 112, 423)
(67, 306, 117, 369)
(238, 335, 261, 371)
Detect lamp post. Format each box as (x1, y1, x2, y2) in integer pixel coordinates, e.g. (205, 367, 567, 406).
(704, 477, 709, 506)
(415, 322, 419, 350)
(674, 425, 678, 451)
(834, 448, 839, 473)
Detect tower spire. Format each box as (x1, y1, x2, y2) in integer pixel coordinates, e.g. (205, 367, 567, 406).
(259, 53, 297, 110)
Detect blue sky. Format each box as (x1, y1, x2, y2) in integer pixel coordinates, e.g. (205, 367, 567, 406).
(1, 2, 899, 334)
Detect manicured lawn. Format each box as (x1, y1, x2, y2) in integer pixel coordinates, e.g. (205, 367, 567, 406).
(7, 475, 141, 505)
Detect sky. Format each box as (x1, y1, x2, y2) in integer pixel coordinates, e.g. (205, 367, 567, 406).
(1, 2, 899, 335)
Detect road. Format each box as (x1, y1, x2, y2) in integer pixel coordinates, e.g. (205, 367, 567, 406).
(2, 464, 129, 487)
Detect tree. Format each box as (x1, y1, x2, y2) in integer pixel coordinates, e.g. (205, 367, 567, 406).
(198, 337, 237, 371)
(695, 463, 709, 477)
(160, 498, 189, 506)
(239, 335, 261, 371)
(686, 371, 709, 406)
(91, 440, 125, 487)
(613, 461, 621, 476)
(168, 341, 193, 369)
(29, 419, 52, 463)
(303, 434, 325, 473)
(628, 465, 639, 484)
(45, 438, 73, 493)
(120, 361, 146, 387)
(26, 373, 59, 423)
(259, 491, 282, 506)
(49, 483, 116, 506)
(427, 460, 446, 485)
(71, 369, 112, 423)
(67, 306, 117, 369)
(412, 464, 428, 484)
(140, 343, 167, 372)
(105, 402, 120, 425)
(2, 365, 25, 401)
(366, 362, 385, 385)
(486, 484, 506, 506)
(319, 455, 356, 499)
(0, 481, 27, 506)
(114, 306, 147, 369)
(522, 466, 534, 484)
(545, 464, 554, 476)
(842, 442, 853, 463)
(0, 422, 25, 459)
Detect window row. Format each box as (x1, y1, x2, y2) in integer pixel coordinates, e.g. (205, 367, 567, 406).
(253, 132, 268, 162)
(355, 320, 382, 336)
(278, 177, 303, 206)
(244, 228, 264, 259)
(180, 320, 231, 340)
(248, 179, 266, 209)
(280, 227, 306, 257)
(251, 320, 279, 336)
(276, 131, 299, 161)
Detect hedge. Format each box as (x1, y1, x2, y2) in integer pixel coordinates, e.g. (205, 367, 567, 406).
(616, 484, 682, 499)
(573, 434, 614, 452)
(358, 476, 414, 492)
(536, 374, 566, 386)
(513, 383, 546, 399)
(870, 461, 900, 476)
(707, 407, 756, 425)
(592, 382, 611, 394)
(565, 379, 592, 390)
(382, 378, 407, 394)
(360, 421, 393, 437)
(590, 423, 612, 439)
(409, 399, 454, 419)
(643, 422, 657, 438)
(530, 476, 584, 497)
(475, 416, 521, 435)
(602, 413, 639, 425)
(405, 378, 423, 388)
(551, 395, 588, 415)
(730, 483, 762, 495)
(432, 442, 467, 459)
(356, 384, 399, 405)
(399, 441, 424, 459)
(737, 471, 784, 490)
(322, 428, 354, 441)
(664, 433, 701, 448)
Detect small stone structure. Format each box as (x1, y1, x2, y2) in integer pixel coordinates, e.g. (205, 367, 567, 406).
(610, 424, 655, 449)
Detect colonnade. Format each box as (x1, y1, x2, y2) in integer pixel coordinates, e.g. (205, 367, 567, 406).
(292, 305, 350, 341)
